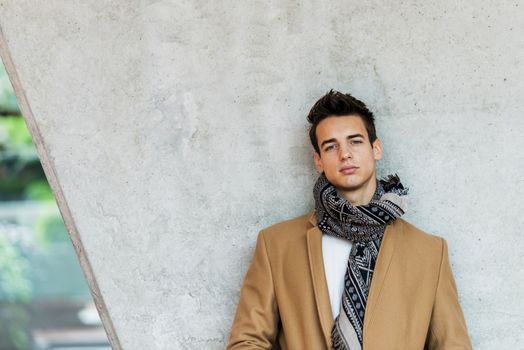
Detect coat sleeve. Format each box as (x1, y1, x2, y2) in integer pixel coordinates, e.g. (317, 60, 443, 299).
(226, 229, 280, 349)
(425, 237, 472, 350)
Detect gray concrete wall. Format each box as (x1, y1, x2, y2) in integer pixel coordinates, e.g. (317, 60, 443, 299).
(1, 1, 522, 348)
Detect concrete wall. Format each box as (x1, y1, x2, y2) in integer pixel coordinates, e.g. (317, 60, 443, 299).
(1, 1, 522, 348)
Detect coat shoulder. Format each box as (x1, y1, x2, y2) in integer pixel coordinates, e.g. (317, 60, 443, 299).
(395, 218, 445, 259)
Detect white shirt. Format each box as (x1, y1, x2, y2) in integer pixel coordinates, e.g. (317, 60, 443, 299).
(321, 234, 353, 318)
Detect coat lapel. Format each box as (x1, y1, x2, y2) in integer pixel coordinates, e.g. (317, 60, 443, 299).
(363, 218, 400, 333)
(306, 212, 333, 349)
(306, 210, 402, 347)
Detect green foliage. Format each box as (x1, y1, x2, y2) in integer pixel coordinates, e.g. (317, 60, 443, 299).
(26, 179, 55, 201)
(0, 116, 52, 201)
(0, 116, 32, 150)
(35, 205, 70, 247)
(0, 63, 20, 115)
(0, 302, 31, 350)
(0, 233, 32, 301)
(0, 232, 32, 350)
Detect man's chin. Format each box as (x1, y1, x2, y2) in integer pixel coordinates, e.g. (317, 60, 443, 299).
(333, 179, 362, 192)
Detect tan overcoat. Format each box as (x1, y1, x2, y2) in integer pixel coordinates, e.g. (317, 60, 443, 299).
(226, 210, 472, 349)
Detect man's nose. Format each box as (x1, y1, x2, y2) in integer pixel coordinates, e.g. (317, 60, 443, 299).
(339, 144, 352, 159)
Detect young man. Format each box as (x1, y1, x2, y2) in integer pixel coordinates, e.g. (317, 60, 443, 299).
(226, 90, 472, 349)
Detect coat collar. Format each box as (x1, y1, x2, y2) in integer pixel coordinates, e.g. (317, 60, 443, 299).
(306, 210, 401, 347)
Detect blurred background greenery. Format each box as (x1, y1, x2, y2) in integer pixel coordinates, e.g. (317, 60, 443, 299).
(0, 61, 109, 349)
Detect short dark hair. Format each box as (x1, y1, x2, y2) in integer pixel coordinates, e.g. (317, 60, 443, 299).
(307, 89, 377, 154)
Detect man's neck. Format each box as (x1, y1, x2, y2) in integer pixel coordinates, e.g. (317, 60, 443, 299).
(336, 177, 377, 206)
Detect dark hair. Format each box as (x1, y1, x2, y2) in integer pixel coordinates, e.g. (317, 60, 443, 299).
(307, 89, 377, 154)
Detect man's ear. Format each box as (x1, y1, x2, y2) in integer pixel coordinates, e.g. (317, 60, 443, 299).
(372, 138, 383, 160)
(313, 150, 323, 173)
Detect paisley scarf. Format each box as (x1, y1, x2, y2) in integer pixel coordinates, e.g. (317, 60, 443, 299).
(313, 172, 409, 349)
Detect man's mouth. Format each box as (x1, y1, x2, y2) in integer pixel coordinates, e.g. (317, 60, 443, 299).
(340, 166, 358, 175)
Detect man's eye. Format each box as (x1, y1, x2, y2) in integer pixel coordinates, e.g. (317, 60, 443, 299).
(325, 145, 335, 151)
(352, 140, 363, 144)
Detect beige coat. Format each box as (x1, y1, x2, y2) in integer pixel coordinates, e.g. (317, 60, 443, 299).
(226, 210, 472, 349)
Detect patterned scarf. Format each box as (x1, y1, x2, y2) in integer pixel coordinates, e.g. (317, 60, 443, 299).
(313, 172, 409, 350)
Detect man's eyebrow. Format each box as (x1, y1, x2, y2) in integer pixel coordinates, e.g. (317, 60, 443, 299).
(320, 133, 364, 148)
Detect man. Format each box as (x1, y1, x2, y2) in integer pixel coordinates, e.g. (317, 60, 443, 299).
(226, 90, 472, 349)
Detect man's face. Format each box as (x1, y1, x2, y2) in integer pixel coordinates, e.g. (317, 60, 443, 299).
(313, 115, 383, 196)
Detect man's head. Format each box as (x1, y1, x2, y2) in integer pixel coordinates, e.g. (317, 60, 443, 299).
(307, 89, 383, 204)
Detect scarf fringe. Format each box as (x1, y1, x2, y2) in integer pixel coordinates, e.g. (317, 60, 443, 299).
(331, 322, 347, 350)
(379, 173, 409, 195)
